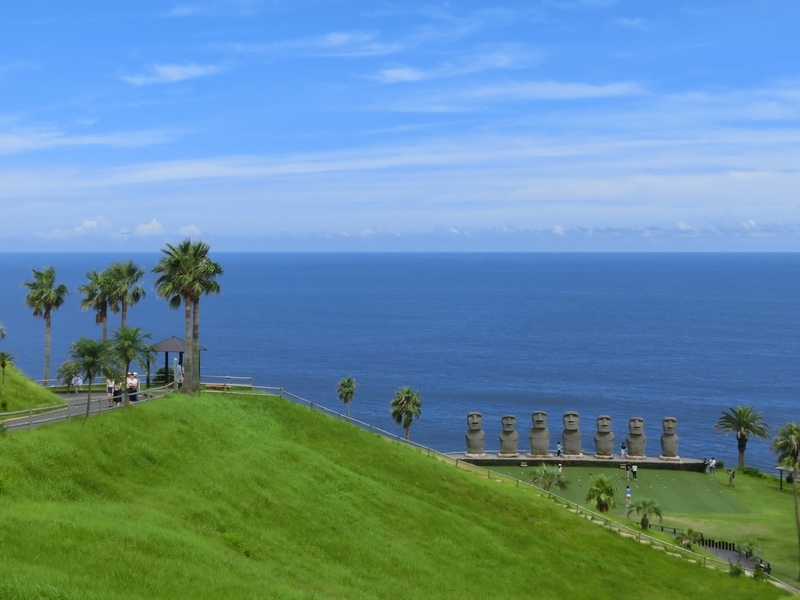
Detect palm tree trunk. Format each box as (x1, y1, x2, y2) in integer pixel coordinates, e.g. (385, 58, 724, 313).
(793, 463, 800, 581)
(85, 370, 93, 417)
(738, 434, 747, 468)
(183, 295, 193, 395)
(121, 301, 127, 329)
(44, 310, 51, 386)
(101, 308, 108, 342)
(346, 403, 350, 420)
(738, 449, 746, 469)
(405, 426, 410, 442)
(192, 297, 200, 394)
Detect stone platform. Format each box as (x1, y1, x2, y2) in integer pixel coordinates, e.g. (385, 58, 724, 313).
(447, 452, 706, 472)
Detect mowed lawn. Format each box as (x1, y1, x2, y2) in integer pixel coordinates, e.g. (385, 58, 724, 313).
(0, 392, 786, 599)
(493, 463, 800, 585)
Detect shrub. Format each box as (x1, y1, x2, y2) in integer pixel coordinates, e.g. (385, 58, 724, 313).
(716, 459, 725, 469)
(738, 466, 766, 479)
(728, 561, 744, 577)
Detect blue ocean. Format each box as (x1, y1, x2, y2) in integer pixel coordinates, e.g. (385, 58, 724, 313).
(1, 253, 797, 472)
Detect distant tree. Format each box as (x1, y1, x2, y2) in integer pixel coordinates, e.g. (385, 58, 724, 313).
(56, 359, 82, 394)
(585, 475, 616, 513)
(78, 269, 115, 341)
(772, 422, 800, 580)
(23, 267, 69, 386)
(152, 239, 222, 394)
(530, 464, 569, 497)
(112, 327, 154, 405)
(389, 386, 421, 442)
(0, 351, 15, 396)
(337, 377, 357, 420)
(64, 338, 117, 417)
(627, 498, 662, 530)
(714, 405, 770, 468)
(108, 260, 146, 329)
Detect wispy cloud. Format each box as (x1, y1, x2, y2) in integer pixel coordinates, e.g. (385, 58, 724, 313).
(0, 127, 172, 155)
(122, 63, 220, 86)
(464, 80, 643, 101)
(228, 32, 402, 58)
(611, 17, 647, 30)
(373, 49, 532, 83)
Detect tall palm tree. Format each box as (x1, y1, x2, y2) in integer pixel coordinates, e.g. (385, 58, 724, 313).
(112, 327, 154, 405)
(78, 269, 115, 341)
(108, 260, 146, 329)
(337, 377, 357, 420)
(714, 405, 770, 468)
(772, 422, 800, 580)
(627, 498, 663, 530)
(530, 464, 569, 497)
(152, 239, 222, 394)
(0, 351, 15, 395)
(64, 337, 117, 417)
(585, 475, 616, 512)
(23, 267, 69, 386)
(389, 386, 422, 442)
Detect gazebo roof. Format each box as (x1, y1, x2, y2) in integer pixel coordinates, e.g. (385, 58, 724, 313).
(152, 336, 206, 352)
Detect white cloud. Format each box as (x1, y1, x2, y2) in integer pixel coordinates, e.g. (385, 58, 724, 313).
(0, 127, 172, 155)
(676, 221, 692, 231)
(553, 225, 565, 235)
(39, 217, 111, 240)
(464, 80, 643, 101)
(134, 219, 163, 236)
(122, 63, 220, 86)
(611, 17, 647, 30)
(229, 31, 402, 58)
(178, 224, 202, 236)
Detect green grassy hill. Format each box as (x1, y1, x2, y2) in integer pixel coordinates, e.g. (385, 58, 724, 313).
(0, 364, 64, 414)
(0, 393, 785, 599)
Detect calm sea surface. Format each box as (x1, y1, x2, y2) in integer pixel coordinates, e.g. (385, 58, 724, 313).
(0, 253, 798, 472)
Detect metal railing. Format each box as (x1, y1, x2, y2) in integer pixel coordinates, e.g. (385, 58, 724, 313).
(200, 375, 254, 389)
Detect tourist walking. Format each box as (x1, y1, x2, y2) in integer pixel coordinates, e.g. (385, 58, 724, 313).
(727, 469, 735, 487)
(631, 463, 638, 480)
(620, 442, 627, 459)
(625, 486, 632, 506)
(113, 383, 123, 407)
(625, 462, 631, 480)
(556, 442, 563, 457)
(106, 377, 115, 407)
(557, 463, 563, 475)
(710, 457, 716, 475)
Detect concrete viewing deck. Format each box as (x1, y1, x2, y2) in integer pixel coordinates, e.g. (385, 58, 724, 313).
(446, 452, 707, 472)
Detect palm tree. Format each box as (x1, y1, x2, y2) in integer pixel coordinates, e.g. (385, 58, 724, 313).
(0, 351, 15, 395)
(627, 498, 662, 530)
(530, 464, 569, 497)
(23, 267, 69, 386)
(78, 269, 115, 341)
(112, 327, 154, 405)
(337, 377, 357, 420)
(64, 337, 117, 417)
(772, 422, 800, 579)
(585, 475, 616, 512)
(152, 239, 222, 394)
(714, 405, 770, 468)
(389, 386, 422, 442)
(108, 260, 146, 329)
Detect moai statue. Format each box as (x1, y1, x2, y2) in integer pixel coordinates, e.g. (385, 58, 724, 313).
(528, 411, 552, 457)
(594, 415, 615, 459)
(626, 417, 647, 458)
(562, 411, 582, 457)
(660, 417, 680, 460)
(465, 412, 486, 457)
(499, 415, 519, 457)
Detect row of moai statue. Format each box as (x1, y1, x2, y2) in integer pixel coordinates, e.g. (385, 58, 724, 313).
(465, 411, 680, 460)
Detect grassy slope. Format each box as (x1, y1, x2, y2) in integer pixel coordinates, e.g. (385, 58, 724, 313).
(493, 464, 800, 585)
(0, 364, 64, 413)
(0, 394, 784, 600)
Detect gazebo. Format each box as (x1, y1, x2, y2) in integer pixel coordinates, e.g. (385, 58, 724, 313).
(149, 336, 206, 387)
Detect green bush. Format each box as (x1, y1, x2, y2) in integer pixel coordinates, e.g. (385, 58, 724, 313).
(716, 460, 725, 470)
(739, 466, 766, 479)
(729, 561, 744, 577)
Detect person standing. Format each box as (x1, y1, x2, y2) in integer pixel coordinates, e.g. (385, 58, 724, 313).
(625, 486, 632, 506)
(557, 463, 563, 475)
(727, 469, 735, 487)
(631, 463, 638, 481)
(113, 382, 123, 407)
(625, 462, 631, 480)
(106, 377, 115, 408)
(620, 442, 627, 459)
(556, 442, 563, 457)
(710, 457, 716, 475)
(130, 372, 140, 403)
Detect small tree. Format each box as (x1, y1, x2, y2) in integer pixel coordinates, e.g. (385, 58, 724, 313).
(714, 405, 770, 468)
(64, 337, 118, 417)
(0, 351, 15, 396)
(585, 475, 616, 512)
(389, 386, 421, 442)
(112, 327, 154, 406)
(627, 498, 662, 530)
(530, 464, 569, 497)
(772, 422, 800, 580)
(676, 527, 701, 550)
(337, 377, 357, 420)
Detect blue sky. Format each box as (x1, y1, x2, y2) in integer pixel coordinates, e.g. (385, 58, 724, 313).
(1, 1, 799, 251)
